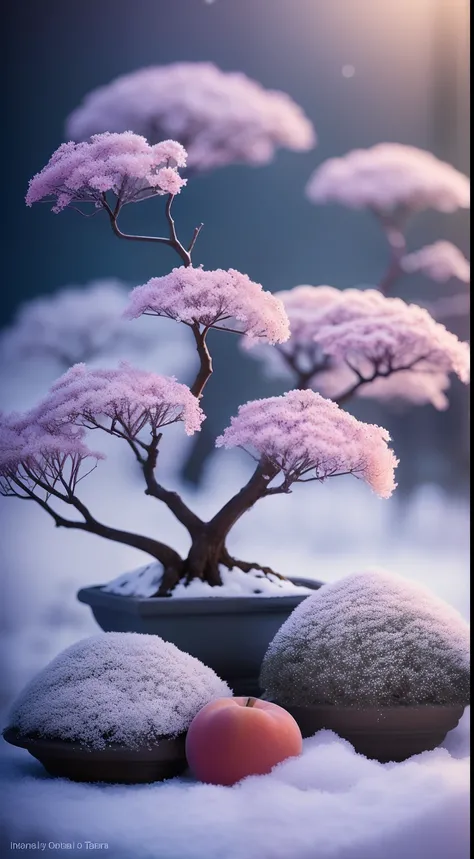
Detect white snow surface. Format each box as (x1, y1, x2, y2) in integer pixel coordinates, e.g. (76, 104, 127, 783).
(261, 569, 470, 706)
(103, 562, 314, 597)
(0, 713, 469, 859)
(6, 633, 231, 748)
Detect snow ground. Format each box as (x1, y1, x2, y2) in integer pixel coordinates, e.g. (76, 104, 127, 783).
(0, 711, 469, 859)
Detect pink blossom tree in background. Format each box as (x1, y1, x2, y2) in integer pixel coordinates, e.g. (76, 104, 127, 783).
(306, 143, 470, 297)
(0, 281, 157, 369)
(65, 63, 316, 172)
(401, 242, 470, 321)
(244, 286, 470, 411)
(0, 131, 409, 596)
(0, 279, 195, 387)
(244, 144, 470, 411)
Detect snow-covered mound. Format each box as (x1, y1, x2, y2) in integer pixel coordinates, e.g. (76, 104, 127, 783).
(6, 633, 231, 748)
(260, 569, 470, 707)
(103, 562, 314, 598)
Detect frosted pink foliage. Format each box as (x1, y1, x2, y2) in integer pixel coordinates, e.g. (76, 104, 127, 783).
(31, 363, 204, 439)
(357, 370, 452, 411)
(402, 242, 471, 284)
(0, 412, 102, 496)
(313, 290, 470, 393)
(242, 284, 342, 382)
(65, 63, 316, 171)
(125, 266, 290, 344)
(7, 633, 231, 748)
(306, 143, 470, 213)
(260, 569, 470, 707)
(216, 389, 398, 499)
(314, 354, 453, 411)
(25, 133, 187, 213)
(0, 279, 159, 367)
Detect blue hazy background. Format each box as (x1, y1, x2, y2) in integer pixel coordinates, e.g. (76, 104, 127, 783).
(3, 0, 470, 493)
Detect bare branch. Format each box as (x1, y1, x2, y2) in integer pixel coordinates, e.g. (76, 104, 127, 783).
(188, 222, 204, 254)
(190, 324, 213, 399)
(334, 357, 426, 405)
(8, 474, 183, 570)
(101, 193, 199, 268)
(208, 460, 280, 545)
(373, 209, 408, 295)
(141, 438, 204, 539)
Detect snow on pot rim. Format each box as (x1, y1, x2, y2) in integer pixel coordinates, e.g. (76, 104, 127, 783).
(260, 568, 470, 708)
(101, 562, 316, 598)
(5, 632, 231, 750)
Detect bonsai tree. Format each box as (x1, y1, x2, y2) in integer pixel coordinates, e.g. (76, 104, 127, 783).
(0, 132, 468, 596)
(65, 62, 316, 171)
(6, 632, 231, 747)
(259, 569, 470, 708)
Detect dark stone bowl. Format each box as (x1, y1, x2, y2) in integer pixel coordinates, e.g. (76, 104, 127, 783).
(77, 576, 322, 697)
(272, 702, 465, 762)
(3, 727, 187, 783)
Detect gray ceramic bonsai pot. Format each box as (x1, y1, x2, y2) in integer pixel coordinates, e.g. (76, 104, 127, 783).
(3, 727, 187, 783)
(272, 702, 465, 762)
(77, 576, 322, 696)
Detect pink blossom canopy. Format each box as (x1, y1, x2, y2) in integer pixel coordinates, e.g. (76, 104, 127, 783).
(306, 143, 470, 214)
(125, 267, 291, 344)
(0, 412, 103, 496)
(26, 133, 187, 213)
(65, 63, 316, 171)
(244, 285, 470, 410)
(401, 242, 471, 284)
(241, 284, 341, 380)
(216, 389, 398, 499)
(312, 289, 470, 384)
(31, 363, 205, 439)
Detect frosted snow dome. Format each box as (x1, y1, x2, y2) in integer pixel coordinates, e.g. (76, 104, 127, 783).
(6, 633, 231, 749)
(260, 569, 470, 708)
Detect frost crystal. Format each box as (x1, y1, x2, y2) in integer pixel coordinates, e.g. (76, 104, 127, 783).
(26, 133, 187, 213)
(125, 266, 290, 344)
(216, 389, 398, 499)
(260, 569, 470, 707)
(65, 63, 316, 171)
(7, 633, 231, 748)
(306, 143, 470, 214)
(401, 241, 471, 284)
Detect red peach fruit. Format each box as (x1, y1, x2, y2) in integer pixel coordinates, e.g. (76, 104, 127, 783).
(185, 696, 303, 786)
